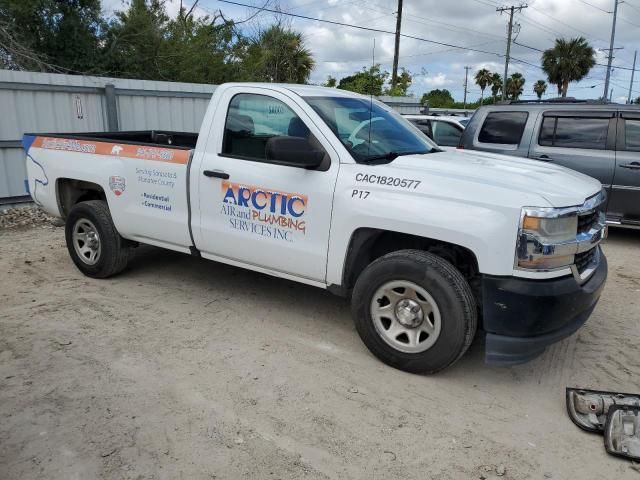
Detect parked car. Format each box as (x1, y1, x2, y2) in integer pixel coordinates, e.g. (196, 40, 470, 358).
(404, 115, 466, 148)
(24, 83, 607, 373)
(459, 101, 640, 228)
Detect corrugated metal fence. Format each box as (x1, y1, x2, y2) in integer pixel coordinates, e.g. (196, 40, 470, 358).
(0, 70, 445, 202)
(0, 70, 217, 201)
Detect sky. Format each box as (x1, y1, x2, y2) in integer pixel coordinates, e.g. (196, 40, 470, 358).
(103, 0, 640, 103)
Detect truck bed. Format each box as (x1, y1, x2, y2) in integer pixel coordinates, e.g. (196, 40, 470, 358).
(28, 130, 199, 149)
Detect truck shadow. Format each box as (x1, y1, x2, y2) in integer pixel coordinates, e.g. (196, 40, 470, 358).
(125, 244, 352, 332)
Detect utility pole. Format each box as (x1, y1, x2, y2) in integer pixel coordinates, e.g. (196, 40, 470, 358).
(497, 4, 528, 102)
(391, 0, 403, 89)
(463, 66, 471, 109)
(628, 50, 637, 104)
(603, 0, 619, 101)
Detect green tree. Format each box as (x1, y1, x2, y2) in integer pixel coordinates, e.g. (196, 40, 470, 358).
(322, 75, 337, 87)
(420, 89, 455, 108)
(533, 79, 547, 100)
(490, 73, 502, 103)
(0, 0, 103, 73)
(241, 24, 314, 83)
(505, 72, 525, 100)
(635, 96, 640, 105)
(158, 7, 241, 84)
(385, 68, 412, 96)
(474, 68, 492, 103)
(542, 37, 595, 98)
(101, 0, 168, 79)
(338, 64, 388, 95)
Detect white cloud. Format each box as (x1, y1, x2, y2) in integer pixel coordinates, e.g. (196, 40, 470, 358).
(105, 0, 639, 101)
(419, 73, 451, 88)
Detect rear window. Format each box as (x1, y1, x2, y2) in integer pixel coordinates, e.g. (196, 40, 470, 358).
(625, 119, 640, 151)
(478, 111, 528, 145)
(539, 116, 609, 150)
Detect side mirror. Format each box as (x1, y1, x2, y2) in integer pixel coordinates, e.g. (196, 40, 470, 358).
(265, 136, 325, 170)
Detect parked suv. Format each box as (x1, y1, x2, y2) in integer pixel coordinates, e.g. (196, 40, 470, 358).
(459, 101, 640, 228)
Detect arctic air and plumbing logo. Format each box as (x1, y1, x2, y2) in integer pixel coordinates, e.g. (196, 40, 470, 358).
(109, 176, 126, 196)
(220, 181, 307, 242)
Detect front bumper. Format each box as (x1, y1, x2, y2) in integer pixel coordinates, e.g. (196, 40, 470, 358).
(482, 250, 607, 366)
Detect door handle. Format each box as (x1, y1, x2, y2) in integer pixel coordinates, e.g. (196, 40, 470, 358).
(620, 162, 640, 170)
(203, 169, 230, 179)
(533, 154, 552, 162)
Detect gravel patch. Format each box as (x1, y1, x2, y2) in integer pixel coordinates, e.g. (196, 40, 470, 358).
(0, 205, 59, 229)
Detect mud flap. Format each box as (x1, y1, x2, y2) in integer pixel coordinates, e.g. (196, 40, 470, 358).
(604, 406, 640, 461)
(566, 387, 640, 433)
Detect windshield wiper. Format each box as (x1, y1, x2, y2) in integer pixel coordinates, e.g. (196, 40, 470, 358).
(359, 151, 399, 165)
(358, 149, 434, 165)
(396, 150, 434, 157)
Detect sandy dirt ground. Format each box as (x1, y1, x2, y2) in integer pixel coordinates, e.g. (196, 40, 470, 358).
(1, 224, 639, 480)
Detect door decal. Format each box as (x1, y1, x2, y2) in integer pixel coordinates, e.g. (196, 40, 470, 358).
(219, 180, 307, 242)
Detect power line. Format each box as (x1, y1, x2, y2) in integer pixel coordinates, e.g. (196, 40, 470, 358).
(513, 39, 638, 73)
(574, 0, 612, 14)
(526, 3, 609, 45)
(214, 0, 506, 58)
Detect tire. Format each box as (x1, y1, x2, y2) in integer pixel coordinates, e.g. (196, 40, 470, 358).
(65, 200, 132, 278)
(351, 249, 477, 374)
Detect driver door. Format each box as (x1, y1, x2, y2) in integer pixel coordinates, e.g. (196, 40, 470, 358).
(193, 87, 340, 282)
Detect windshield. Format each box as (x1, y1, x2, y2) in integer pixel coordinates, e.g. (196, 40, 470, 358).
(303, 96, 438, 163)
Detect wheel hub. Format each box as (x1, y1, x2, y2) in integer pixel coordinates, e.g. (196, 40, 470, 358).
(395, 298, 424, 328)
(72, 218, 102, 266)
(369, 280, 442, 354)
(86, 231, 99, 249)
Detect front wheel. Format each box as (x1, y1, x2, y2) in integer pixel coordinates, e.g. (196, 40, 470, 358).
(65, 200, 132, 278)
(351, 250, 477, 374)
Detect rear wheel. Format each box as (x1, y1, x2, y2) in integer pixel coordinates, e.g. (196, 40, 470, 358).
(351, 249, 477, 374)
(65, 200, 132, 278)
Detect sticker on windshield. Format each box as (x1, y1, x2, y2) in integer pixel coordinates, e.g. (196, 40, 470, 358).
(355, 173, 421, 189)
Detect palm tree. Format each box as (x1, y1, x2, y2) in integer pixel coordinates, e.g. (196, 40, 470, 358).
(542, 37, 595, 98)
(246, 25, 315, 83)
(506, 73, 525, 100)
(474, 68, 492, 103)
(533, 80, 547, 100)
(490, 73, 502, 103)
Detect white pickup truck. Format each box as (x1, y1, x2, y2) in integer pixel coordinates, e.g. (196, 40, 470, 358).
(23, 83, 608, 373)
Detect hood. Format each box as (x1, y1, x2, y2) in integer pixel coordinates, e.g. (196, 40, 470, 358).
(391, 149, 602, 208)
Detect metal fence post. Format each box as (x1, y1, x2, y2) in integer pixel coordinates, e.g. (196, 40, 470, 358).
(105, 84, 119, 132)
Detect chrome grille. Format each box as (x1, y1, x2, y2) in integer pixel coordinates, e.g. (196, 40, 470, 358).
(575, 248, 597, 274)
(577, 211, 598, 234)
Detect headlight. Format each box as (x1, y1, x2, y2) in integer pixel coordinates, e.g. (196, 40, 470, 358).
(517, 209, 578, 271)
(521, 214, 577, 244)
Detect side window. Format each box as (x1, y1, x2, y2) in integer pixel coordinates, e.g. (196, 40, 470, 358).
(409, 119, 433, 139)
(222, 93, 325, 164)
(478, 111, 528, 145)
(432, 121, 462, 147)
(625, 119, 640, 151)
(538, 116, 609, 150)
